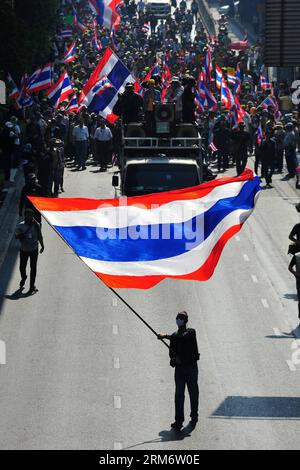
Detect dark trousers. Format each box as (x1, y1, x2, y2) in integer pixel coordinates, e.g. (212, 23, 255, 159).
(276, 149, 284, 172)
(296, 280, 300, 319)
(96, 141, 111, 169)
(217, 151, 229, 172)
(262, 162, 274, 185)
(174, 364, 199, 423)
(20, 249, 38, 288)
(236, 154, 248, 176)
(286, 151, 297, 176)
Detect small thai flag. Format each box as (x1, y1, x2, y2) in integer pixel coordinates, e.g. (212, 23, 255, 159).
(64, 41, 77, 64)
(227, 72, 236, 86)
(215, 65, 223, 90)
(142, 23, 151, 34)
(209, 142, 218, 153)
(260, 75, 271, 91)
(66, 93, 79, 113)
(7, 73, 19, 100)
(46, 71, 74, 109)
(257, 126, 263, 146)
(59, 29, 73, 39)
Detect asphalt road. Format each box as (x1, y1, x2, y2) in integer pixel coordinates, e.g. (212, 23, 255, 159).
(0, 156, 300, 450)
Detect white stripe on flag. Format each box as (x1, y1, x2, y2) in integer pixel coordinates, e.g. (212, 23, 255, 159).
(80, 209, 254, 276)
(41, 180, 249, 229)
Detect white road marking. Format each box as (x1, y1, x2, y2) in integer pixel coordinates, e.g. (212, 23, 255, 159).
(114, 357, 120, 369)
(243, 254, 249, 262)
(114, 395, 122, 409)
(261, 299, 269, 308)
(273, 328, 281, 337)
(112, 298, 118, 307)
(113, 325, 119, 335)
(251, 275, 258, 284)
(114, 442, 123, 450)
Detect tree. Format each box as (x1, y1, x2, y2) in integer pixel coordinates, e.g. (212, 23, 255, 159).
(0, 0, 59, 81)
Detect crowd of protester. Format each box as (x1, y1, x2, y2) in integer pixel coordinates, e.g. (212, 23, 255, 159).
(0, 0, 300, 213)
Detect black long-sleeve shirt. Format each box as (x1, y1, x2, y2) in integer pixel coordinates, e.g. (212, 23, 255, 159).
(169, 328, 200, 366)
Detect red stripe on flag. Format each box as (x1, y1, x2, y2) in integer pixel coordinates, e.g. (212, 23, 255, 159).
(94, 224, 243, 289)
(29, 169, 255, 212)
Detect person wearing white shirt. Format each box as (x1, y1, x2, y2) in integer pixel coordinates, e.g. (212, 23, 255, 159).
(72, 118, 89, 170)
(94, 121, 113, 172)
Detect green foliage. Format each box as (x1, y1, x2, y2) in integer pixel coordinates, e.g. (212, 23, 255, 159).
(0, 0, 59, 81)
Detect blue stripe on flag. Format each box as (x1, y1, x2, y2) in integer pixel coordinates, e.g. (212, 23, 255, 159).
(107, 60, 131, 91)
(53, 179, 260, 263)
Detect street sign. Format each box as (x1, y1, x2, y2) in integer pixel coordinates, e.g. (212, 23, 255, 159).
(0, 80, 6, 105)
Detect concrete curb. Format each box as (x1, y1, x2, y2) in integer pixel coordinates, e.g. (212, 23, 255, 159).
(0, 171, 24, 269)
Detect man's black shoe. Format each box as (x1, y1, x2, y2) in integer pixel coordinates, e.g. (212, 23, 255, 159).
(29, 286, 38, 293)
(171, 421, 183, 431)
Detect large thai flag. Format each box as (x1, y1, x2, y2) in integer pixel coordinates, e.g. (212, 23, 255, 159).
(64, 41, 77, 64)
(29, 169, 261, 289)
(79, 48, 135, 110)
(46, 71, 74, 109)
(26, 64, 53, 93)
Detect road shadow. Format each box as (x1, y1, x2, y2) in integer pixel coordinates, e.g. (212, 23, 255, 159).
(122, 422, 196, 450)
(211, 396, 300, 420)
(0, 242, 19, 316)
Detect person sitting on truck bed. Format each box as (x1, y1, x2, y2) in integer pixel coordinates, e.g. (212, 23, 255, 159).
(165, 77, 184, 122)
(182, 76, 196, 123)
(143, 79, 161, 134)
(113, 83, 143, 124)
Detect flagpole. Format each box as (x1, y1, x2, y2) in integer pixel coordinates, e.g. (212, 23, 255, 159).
(108, 287, 170, 349)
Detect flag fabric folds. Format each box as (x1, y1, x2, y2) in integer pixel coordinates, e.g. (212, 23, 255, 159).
(29, 169, 261, 290)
